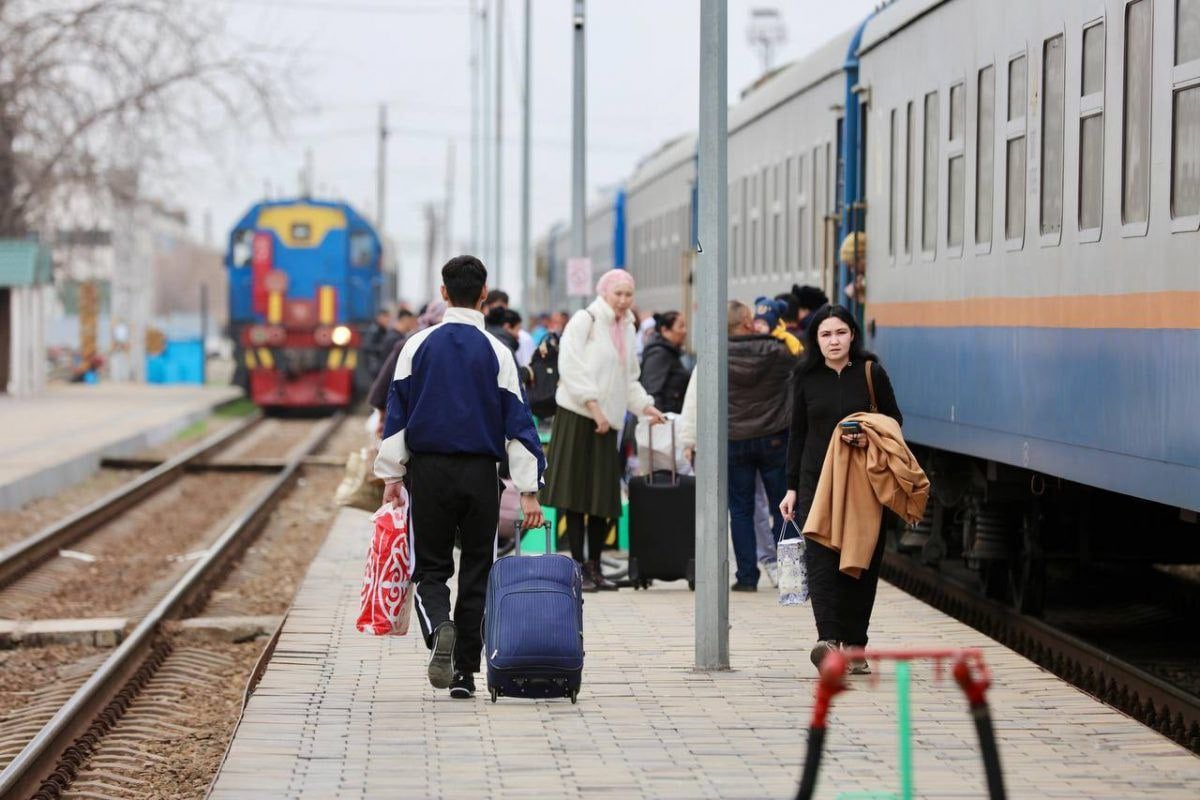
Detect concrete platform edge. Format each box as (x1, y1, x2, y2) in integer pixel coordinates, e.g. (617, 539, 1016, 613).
(0, 387, 241, 510)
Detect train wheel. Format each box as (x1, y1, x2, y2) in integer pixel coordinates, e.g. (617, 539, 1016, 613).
(1009, 513, 1047, 616)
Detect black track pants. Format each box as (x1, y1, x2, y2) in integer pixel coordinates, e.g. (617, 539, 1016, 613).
(408, 452, 499, 674)
(805, 527, 886, 647)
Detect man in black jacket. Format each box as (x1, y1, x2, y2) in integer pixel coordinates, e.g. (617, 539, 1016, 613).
(727, 300, 796, 591)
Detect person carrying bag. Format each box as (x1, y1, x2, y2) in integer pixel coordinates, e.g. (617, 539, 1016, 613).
(780, 305, 926, 675)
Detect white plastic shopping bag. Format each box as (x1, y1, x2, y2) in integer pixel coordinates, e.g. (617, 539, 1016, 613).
(633, 413, 692, 476)
(777, 520, 809, 606)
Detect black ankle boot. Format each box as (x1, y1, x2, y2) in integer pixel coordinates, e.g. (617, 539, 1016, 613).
(587, 560, 619, 591)
(579, 561, 599, 592)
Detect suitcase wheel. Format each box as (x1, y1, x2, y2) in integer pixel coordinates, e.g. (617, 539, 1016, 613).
(489, 687, 498, 703)
(569, 689, 578, 704)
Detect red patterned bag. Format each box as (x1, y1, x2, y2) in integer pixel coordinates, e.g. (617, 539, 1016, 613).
(356, 494, 415, 636)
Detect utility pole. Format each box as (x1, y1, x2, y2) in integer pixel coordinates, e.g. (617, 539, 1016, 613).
(570, 0, 586, 300)
(519, 0, 532, 308)
(376, 104, 388, 231)
(442, 139, 456, 261)
(469, 0, 480, 253)
(695, 0, 730, 670)
(494, 0, 504, 286)
(481, 2, 492, 270)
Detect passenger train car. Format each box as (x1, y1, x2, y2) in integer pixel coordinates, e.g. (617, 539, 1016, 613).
(226, 198, 385, 409)
(542, 0, 1200, 613)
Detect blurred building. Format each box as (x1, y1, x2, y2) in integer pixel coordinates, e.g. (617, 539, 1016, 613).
(0, 240, 52, 397)
(45, 172, 226, 380)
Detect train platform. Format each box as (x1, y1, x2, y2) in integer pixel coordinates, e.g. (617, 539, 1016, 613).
(210, 507, 1200, 799)
(0, 382, 241, 510)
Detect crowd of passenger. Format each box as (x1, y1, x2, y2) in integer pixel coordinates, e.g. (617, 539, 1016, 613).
(367, 256, 915, 694)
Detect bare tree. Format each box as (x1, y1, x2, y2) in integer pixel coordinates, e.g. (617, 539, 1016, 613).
(0, 0, 283, 237)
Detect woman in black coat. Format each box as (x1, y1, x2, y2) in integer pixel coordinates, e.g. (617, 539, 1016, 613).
(638, 311, 691, 414)
(779, 305, 903, 676)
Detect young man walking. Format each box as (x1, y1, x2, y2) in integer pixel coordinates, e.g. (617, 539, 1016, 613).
(375, 255, 545, 699)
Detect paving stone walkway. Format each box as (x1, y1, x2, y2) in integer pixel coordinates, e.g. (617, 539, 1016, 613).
(210, 508, 1200, 799)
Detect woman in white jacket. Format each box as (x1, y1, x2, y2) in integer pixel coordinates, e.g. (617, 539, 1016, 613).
(541, 269, 665, 591)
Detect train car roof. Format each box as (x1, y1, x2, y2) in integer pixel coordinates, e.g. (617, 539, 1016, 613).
(857, 0, 950, 56)
(625, 134, 697, 195)
(625, 24, 857, 194)
(729, 26, 855, 133)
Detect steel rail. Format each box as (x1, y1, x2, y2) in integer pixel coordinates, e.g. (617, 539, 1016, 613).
(0, 414, 342, 799)
(0, 413, 262, 591)
(881, 551, 1200, 753)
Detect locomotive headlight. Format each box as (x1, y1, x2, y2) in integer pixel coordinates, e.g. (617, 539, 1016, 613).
(331, 325, 352, 346)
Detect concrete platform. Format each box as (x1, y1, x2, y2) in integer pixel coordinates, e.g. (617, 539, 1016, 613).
(0, 382, 241, 509)
(210, 508, 1200, 799)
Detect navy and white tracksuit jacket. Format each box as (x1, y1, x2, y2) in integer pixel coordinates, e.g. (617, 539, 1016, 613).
(373, 306, 546, 492)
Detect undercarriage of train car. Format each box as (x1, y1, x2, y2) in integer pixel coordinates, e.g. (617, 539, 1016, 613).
(892, 447, 1200, 616)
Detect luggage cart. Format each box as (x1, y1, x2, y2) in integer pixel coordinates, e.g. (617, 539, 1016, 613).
(795, 647, 1006, 800)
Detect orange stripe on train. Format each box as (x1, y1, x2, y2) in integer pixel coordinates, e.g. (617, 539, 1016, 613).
(870, 292, 1200, 329)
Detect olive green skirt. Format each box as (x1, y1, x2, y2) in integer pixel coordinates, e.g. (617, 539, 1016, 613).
(540, 407, 622, 519)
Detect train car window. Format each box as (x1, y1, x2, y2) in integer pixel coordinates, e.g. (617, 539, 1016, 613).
(231, 229, 253, 267)
(349, 230, 374, 267)
(1080, 22, 1106, 235)
(1174, 88, 1200, 218)
(1179, 0, 1200, 63)
(1006, 55, 1028, 243)
(1008, 56, 1027, 122)
(813, 146, 822, 272)
(1042, 35, 1066, 237)
(1123, 0, 1152, 227)
(977, 66, 996, 247)
(950, 84, 965, 141)
(905, 102, 915, 257)
(1172, 0, 1200, 220)
(783, 158, 793, 273)
(922, 91, 939, 253)
(795, 155, 808, 272)
(948, 84, 966, 250)
(750, 172, 760, 277)
(1080, 116, 1106, 231)
(773, 164, 783, 276)
(1006, 140, 1027, 241)
(1083, 23, 1106, 96)
(889, 109, 897, 258)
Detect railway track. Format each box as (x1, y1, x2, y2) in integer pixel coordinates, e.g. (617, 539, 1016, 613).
(0, 415, 261, 592)
(0, 414, 343, 799)
(882, 550, 1200, 754)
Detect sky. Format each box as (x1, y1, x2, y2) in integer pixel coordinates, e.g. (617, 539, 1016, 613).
(182, 0, 880, 305)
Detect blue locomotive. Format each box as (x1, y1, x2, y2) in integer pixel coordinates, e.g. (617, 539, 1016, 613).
(226, 198, 385, 409)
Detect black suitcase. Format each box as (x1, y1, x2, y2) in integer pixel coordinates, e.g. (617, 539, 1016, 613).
(627, 423, 696, 590)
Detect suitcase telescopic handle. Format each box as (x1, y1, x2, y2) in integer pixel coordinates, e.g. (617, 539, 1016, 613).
(513, 521, 554, 556)
(643, 418, 677, 487)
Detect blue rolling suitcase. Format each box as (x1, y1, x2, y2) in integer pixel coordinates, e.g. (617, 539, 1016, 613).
(484, 522, 584, 703)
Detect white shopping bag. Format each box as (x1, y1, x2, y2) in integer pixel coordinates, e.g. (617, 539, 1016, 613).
(634, 414, 691, 476)
(777, 520, 809, 606)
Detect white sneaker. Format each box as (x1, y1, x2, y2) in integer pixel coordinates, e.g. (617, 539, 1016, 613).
(762, 559, 779, 588)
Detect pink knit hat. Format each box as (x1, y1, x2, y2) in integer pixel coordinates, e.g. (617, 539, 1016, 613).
(595, 268, 635, 297)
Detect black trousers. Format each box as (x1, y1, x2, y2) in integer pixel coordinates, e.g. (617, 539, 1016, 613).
(408, 452, 499, 674)
(805, 526, 887, 647)
(562, 511, 610, 563)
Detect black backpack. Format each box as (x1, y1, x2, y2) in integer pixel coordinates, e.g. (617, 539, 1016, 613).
(524, 333, 562, 419)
